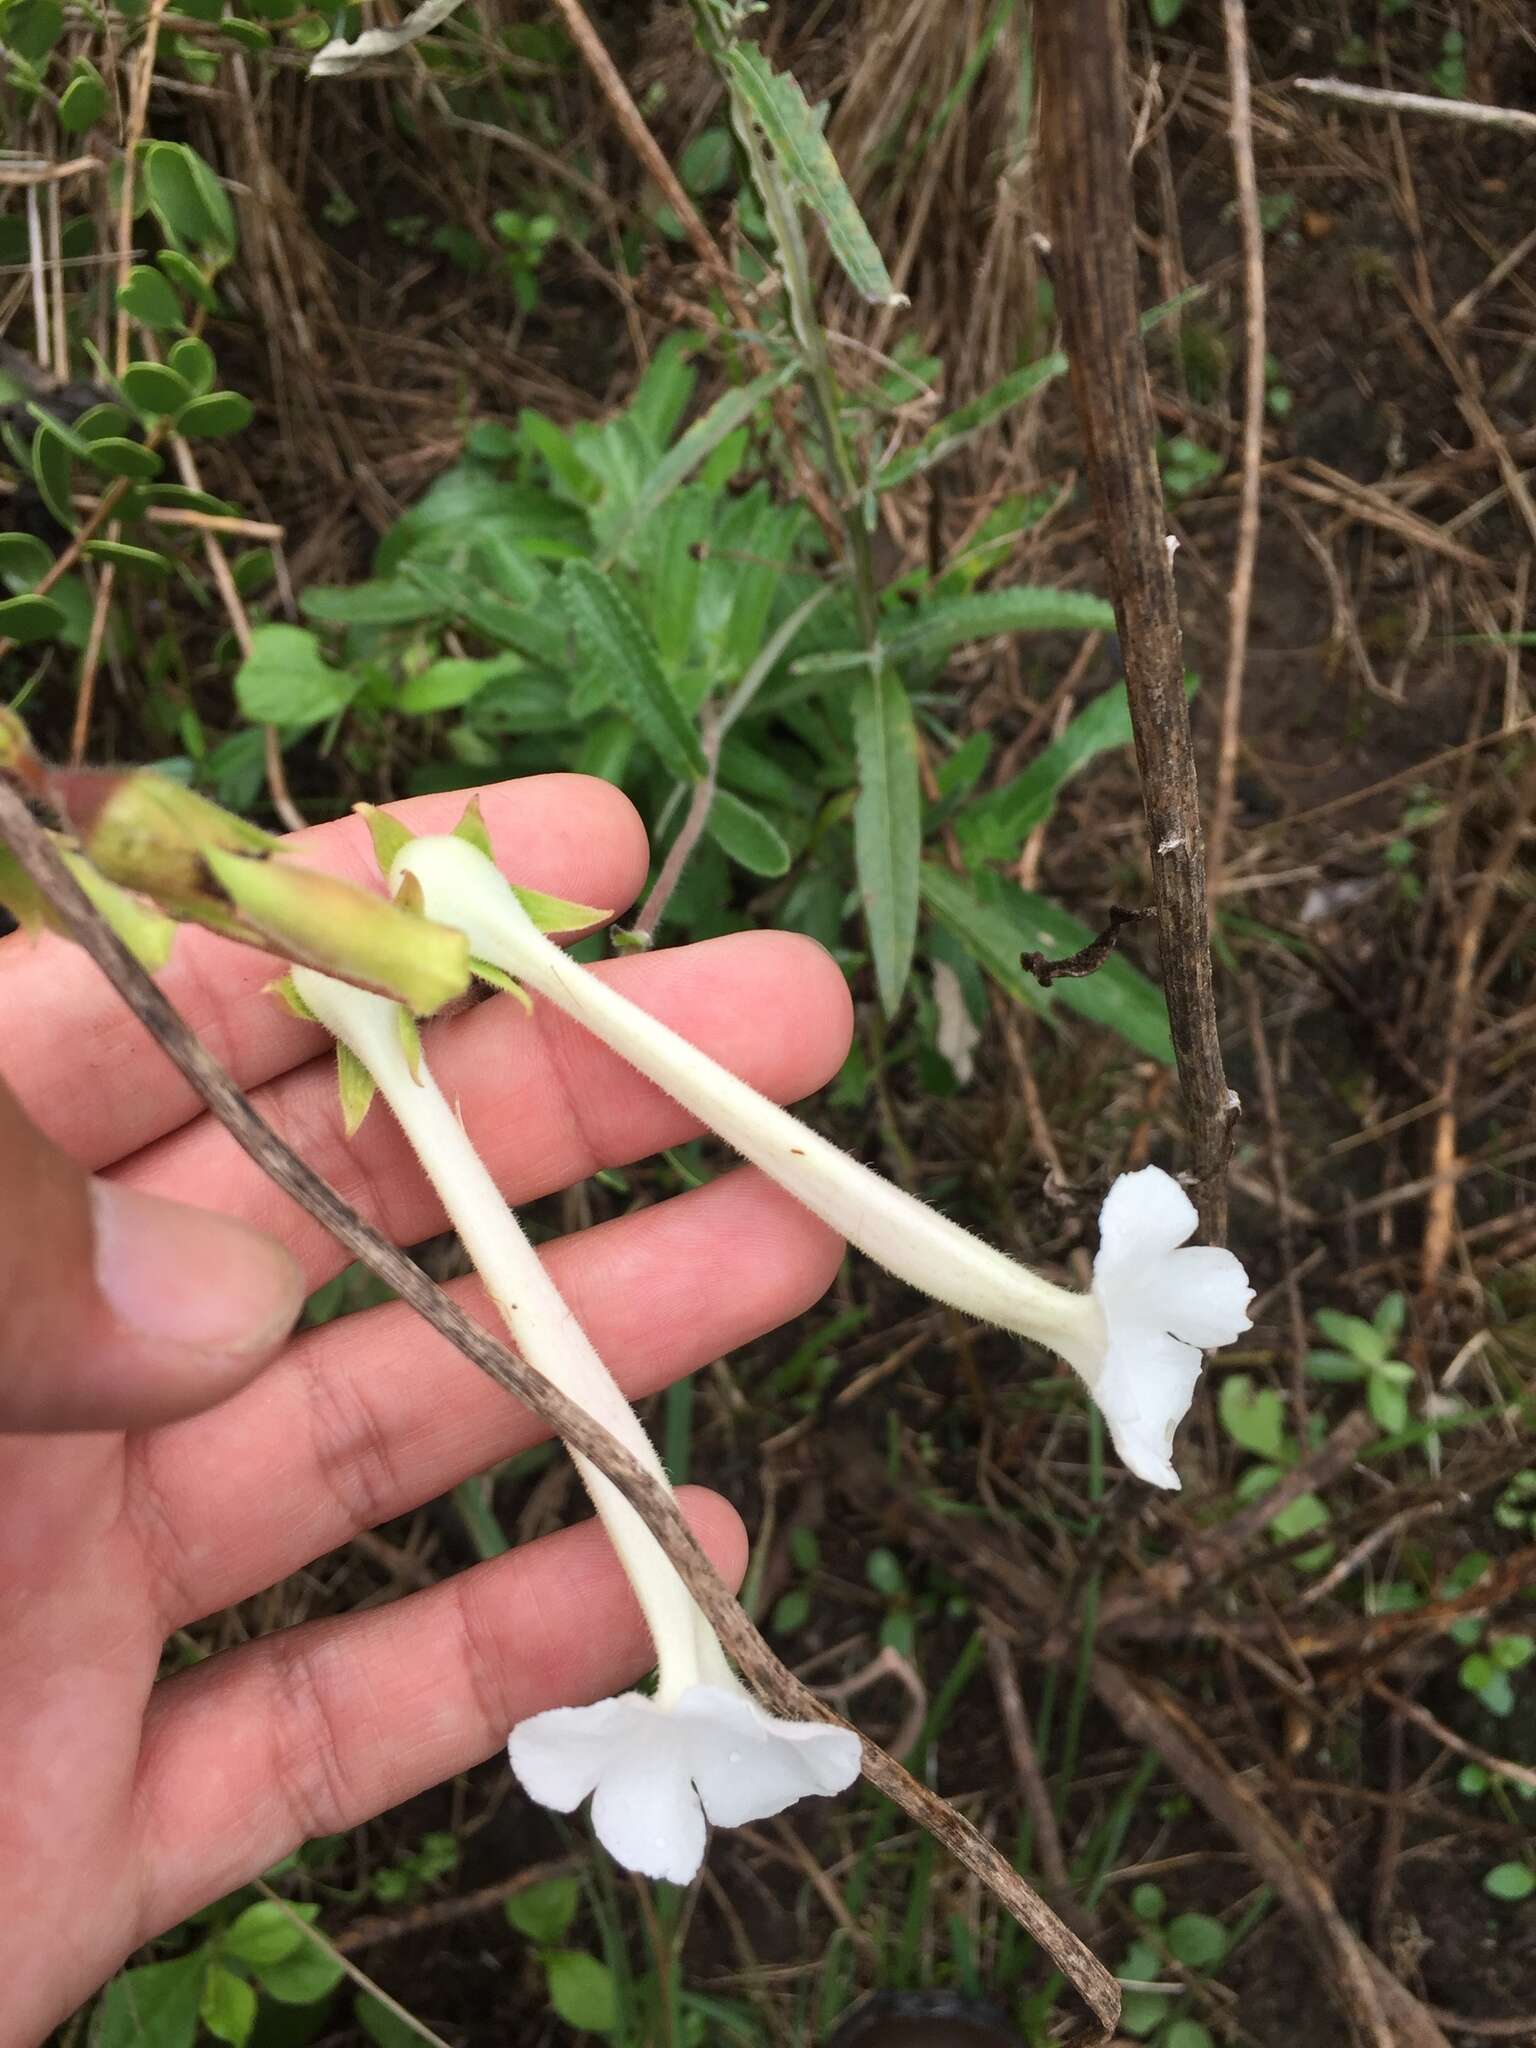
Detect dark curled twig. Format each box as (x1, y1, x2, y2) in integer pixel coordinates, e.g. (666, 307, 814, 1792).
(1020, 905, 1153, 989)
(0, 776, 1120, 2041)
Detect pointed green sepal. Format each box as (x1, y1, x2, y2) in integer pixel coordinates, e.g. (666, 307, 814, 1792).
(202, 849, 471, 1015)
(336, 1041, 377, 1137)
(610, 927, 651, 954)
(511, 886, 610, 936)
(355, 802, 415, 880)
(396, 1006, 424, 1081)
(0, 847, 47, 937)
(63, 852, 176, 971)
(452, 795, 494, 860)
(393, 868, 427, 917)
(267, 973, 320, 1022)
(470, 956, 532, 1012)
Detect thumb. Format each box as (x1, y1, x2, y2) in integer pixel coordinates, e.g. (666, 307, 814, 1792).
(0, 1079, 305, 1431)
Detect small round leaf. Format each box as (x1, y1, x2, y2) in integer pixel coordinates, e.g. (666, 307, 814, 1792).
(177, 391, 254, 438)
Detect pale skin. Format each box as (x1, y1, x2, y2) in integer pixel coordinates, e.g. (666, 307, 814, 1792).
(0, 775, 853, 2044)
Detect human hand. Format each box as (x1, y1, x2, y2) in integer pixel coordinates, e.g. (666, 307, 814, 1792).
(0, 776, 851, 2043)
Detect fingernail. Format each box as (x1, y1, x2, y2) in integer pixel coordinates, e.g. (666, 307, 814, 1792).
(91, 1179, 305, 1360)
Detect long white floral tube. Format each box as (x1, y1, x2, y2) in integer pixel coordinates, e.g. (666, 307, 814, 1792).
(393, 834, 1255, 1489)
(289, 964, 859, 1880)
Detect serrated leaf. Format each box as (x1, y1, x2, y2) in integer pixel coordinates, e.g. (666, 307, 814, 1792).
(337, 1042, 376, 1137)
(120, 360, 194, 418)
(705, 786, 791, 877)
(724, 44, 902, 305)
(234, 623, 353, 727)
(453, 794, 493, 858)
(0, 592, 66, 643)
(355, 802, 414, 877)
(118, 264, 186, 331)
(200, 1964, 256, 2048)
(560, 560, 705, 781)
(177, 390, 253, 438)
(852, 665, 920, 1015)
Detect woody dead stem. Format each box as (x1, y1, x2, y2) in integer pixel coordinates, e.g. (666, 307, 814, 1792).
(0, 775, 1118, 2039)
(1034, 0, 1235, 1240)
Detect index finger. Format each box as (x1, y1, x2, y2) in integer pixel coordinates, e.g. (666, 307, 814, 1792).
(0, 775, 649, 1173)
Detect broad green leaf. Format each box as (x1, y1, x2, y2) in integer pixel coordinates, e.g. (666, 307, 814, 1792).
(156, 249, 218, 311)
(0, 592, 66, 643)
(882, 588, 1116, 666)
(705, 787, 792, 877)
(83, 437, 163, 481)
(167, 336, 216, 394)
(504, 1875, 580, 1945)
(1165, 2025, 1215, 2048)
(234, 622, 353, 727)
(680, 125, 735, 195)
(0, 0, 61, 60)
(29, 419, 74, 529)
(1367, 1373, 1409, 1434)
(1313, 1308, 1387, 1363)
(58, 61, 107, 131)
(851, 666, 921, 1014)
(561, 561, 705, 781)
(200, 1964, 257, 2048)
(724, 44, 902, 305)
(254, 1940, 346, 2004)
(1484, 1863, 1536, 1902)
(599, 363, 794, 564)
(81, 540, 172, 576)
(1165, 1912, 1227, 1967)
(144, 142, 217, 247)
(356, 1993, 424, 2047)
(397, 655, 514, 715)
(0, 532, 51, 585)
(223, 1899, 310, 1966)
(545, 1950, 618, 2034)
(121, 360, 193, 418)
(177, 391, 253, 438)
(94, 1951, 208, 2048)
(302, 580, 442, 627)
(1218, 1374, 1285, 1459)
(117, 264, 186, 331)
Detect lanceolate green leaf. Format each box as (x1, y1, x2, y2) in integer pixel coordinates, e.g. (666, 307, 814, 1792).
(883, 588, 1116, 665)
(724, 44, 903, 306)
(599, 363, 794, 566)
(561, 560, 706, 781)
(705, 787, 792, 877)
(852, 665, 921, 1015)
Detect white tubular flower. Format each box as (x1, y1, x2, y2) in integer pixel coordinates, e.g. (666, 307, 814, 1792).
(308, 0, 465, 76)
(392, 835, 1254, 1489)
(289, 964, 859, 1884)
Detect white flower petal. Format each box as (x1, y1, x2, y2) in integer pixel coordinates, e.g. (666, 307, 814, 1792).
(508, 1694, 652, 1813)
(674, 1686, 862, 1827)
(1094, 1327, 1204, 1489)
(1094, 1164, 1198, 1266)
(590, 1737, 706, 1886)
(1160, 1245, 1255, 1348)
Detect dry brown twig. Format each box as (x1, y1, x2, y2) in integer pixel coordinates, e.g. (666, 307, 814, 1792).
(1292, 76, 1536, 138)
(0, 778, 1120, 2040)
(1034, 0, 1236, 1241)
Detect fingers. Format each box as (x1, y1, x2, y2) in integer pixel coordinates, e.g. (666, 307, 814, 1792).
(113, 929, 854, 1295)
(0, 775, 649, 1173)
(0, 1079, 303, 1431)
(131, 1488, 747, 1940)
(129, 1168, 842, 1626)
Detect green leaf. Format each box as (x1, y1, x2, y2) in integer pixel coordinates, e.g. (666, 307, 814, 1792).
(58, 61, 107, 131)
(397, 655, 514, 716)
(705, 787, 791, 877)
(0, 531, 52, 584)
(724, 44, 902, 305)
(1165, 1912, 1227, 1967)
(504, 1875, 580, 1945)
(83, 437, 163, 481)
(1492, 1633, 1535, 1672)
(561, 560, 705, 781)
(302, 581, 442, 627)
(337, 1042, 377, 1138)
(94, 1951, 208, 2048)
(234, 623, 353, 727)
(1313, 1308, 1386, 1362)
(254, 1940, 346, 2004)
(29, 419, 75, 529)
(958, 681, 1153, 861)
(81, 540, 171, 576)
(0, 0, 62, 60)
(545, 1950, 619, 2033)
(75, 402, 134, 443)
(1118, 1989, 1170, 2037)
(223, 1899, 309, 1967)
(1219, 1374, 1286, 1459)
(1165, 2025, 1215, 2048)
(852, 665, 921, 1015)
(355, 802, 414, 878)
(772, 1586, 812, 1632)
(200, 1964, 257, 2048)
(680, 125, 735, 195)
(600, 363, 793, 564)
(355, 1992, 424, 2048)
(118, 264, 186, 331)
(1373, 1290, 1406, 1344)
(1485, 1863, 1536, 1901)
(1130, 1882, 1165, 1922)
(1149, 0, 1185, 25)
(1367, 1373, 1409, 1434)
(177, 391, 254, 438)
(156, 248, 219, 311)
(0, 592, 66, 643)
(518, 408, 599, 502)
(167, 336, 216, 394)
(121, 360, 194, 418)
(882, 587, 1116, 667)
